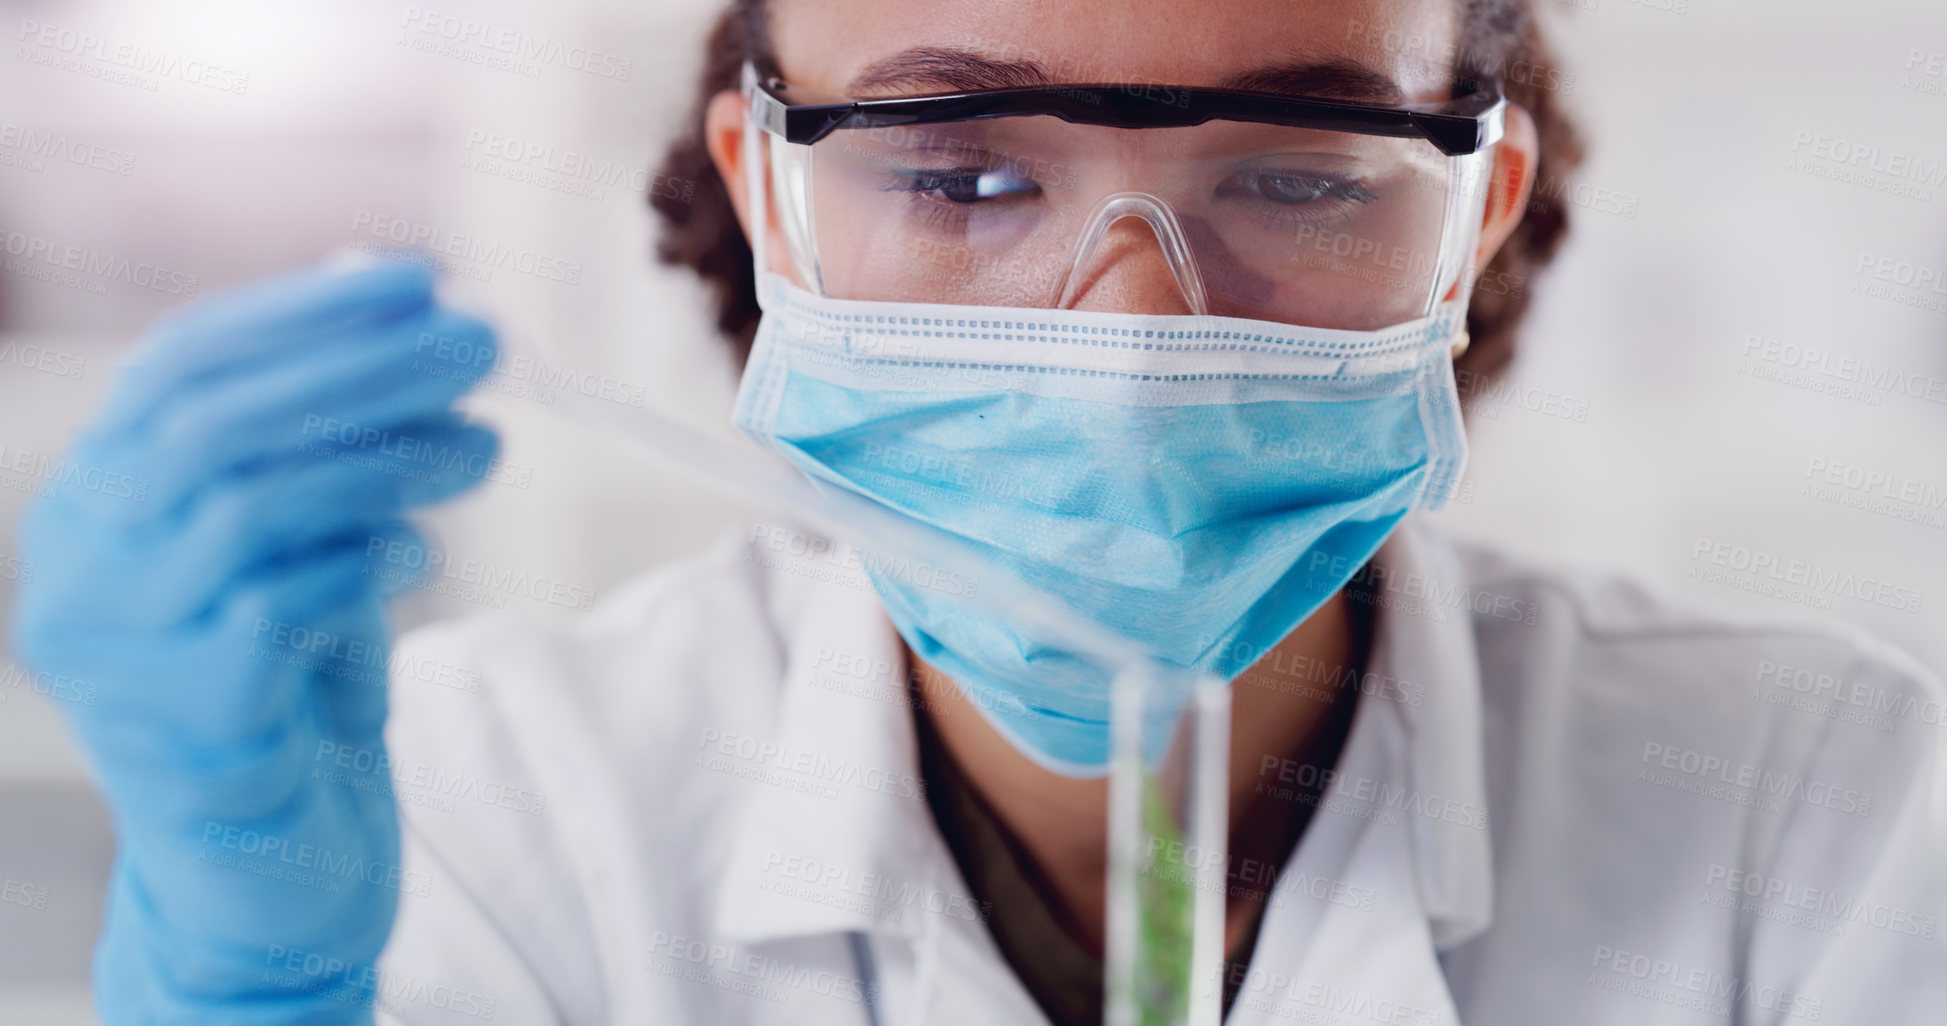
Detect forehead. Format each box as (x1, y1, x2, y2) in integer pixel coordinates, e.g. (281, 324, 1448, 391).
(770, 0, 1463, 103)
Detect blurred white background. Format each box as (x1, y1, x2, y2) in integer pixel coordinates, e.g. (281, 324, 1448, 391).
(1, 0, 1943, 1020)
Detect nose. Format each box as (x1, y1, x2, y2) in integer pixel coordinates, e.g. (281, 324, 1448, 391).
(1054, 193, 1209, 316)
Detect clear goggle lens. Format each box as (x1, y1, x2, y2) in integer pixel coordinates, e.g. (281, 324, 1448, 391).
(757, 105, 1492, 330)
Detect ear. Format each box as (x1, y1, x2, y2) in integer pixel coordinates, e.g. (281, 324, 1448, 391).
(704, 89, 757, 243)
(1473, 102, 1539, 274)
(706, 88, 801, 285)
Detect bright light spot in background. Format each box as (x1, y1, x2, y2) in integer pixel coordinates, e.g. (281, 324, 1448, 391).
(13, 0, 429, 133)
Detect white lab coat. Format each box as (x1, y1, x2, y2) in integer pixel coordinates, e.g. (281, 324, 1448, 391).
(371, 515, 1947, 1025)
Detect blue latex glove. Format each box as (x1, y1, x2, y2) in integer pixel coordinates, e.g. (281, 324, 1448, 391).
(11, 255, 501, 1024)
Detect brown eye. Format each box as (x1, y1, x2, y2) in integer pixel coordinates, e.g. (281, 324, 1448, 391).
(906, 169, 1041, 204)
(1263, 174, 1334, 203)
(1231, 171, 1335, 205)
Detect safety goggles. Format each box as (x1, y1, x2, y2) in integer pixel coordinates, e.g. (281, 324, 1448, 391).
(742, 62, 1506, 331)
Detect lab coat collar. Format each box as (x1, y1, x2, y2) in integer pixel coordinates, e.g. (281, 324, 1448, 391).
(712, 515, 1495, 957)
(1224, 516, 1493, 1026)
(713, 538, 963, 947)
(1364, 514, 1495, 950)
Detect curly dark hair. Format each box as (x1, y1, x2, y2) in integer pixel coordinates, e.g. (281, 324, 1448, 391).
(650, 0, 1583, 387)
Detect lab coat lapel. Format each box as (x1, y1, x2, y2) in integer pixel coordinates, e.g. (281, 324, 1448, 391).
(1378, 516, 1495, 948)
(711, 532, 1054, 1023)
(711, 539, 957, 949)
(1228, 516, 1494, 1025)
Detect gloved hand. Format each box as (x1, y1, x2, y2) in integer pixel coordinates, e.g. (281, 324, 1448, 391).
(10, 255, 501, 1024)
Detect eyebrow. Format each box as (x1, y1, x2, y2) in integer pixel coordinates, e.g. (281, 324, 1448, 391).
(1219, 60, 1405, 105)
(848, 47, 1050, 94)
(847, 47, 1406, 105)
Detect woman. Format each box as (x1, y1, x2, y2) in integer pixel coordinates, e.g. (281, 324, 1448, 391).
(14, 0, 1943, 1023)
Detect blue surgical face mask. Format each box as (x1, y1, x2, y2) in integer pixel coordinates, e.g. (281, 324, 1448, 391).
(733, 274, 1469, 776)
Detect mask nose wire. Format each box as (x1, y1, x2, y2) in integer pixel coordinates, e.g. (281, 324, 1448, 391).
(1050, 192, 1211, 316)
